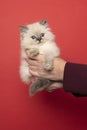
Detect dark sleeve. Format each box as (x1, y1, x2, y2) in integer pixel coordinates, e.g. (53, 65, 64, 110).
(63, 62, 87, 96)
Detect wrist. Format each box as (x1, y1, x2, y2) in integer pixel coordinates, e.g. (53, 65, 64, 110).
(60, 61, 67, 81)
(56, 58, 67, 81)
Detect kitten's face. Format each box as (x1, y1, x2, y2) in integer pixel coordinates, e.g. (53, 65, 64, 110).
(20, 19, 55, 48)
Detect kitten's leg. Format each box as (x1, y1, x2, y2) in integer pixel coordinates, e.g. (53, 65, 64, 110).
(29, 78, 50, 95)
(42, 55, 54, 71)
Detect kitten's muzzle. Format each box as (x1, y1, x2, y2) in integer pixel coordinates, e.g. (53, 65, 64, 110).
(36, 37, 42, 42)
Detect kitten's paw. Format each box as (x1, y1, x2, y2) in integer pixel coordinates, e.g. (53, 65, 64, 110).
(42, 56, 54, 71)
(30, 48, 39, 57)
(43, 63, 53, 71)
(43, 60, 53, 71)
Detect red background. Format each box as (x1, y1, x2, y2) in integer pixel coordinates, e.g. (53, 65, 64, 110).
(0, 0, 87, 130)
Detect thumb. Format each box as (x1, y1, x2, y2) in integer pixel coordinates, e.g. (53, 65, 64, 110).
(29, 70, 39, 77)
(46, 82, 63, 92)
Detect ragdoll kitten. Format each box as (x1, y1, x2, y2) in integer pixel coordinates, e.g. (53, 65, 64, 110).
(19, 19, 62, 95)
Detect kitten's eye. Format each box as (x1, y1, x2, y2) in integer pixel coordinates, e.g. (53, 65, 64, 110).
(31, 35, 36, 39)
(41, 33, 45, 37)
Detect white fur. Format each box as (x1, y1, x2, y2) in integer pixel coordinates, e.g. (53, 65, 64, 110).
(20, 21, 60, 84)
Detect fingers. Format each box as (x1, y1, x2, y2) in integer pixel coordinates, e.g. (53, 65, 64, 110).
(29, 65, 38, 71)
(46, 82, 63, 92)
(29, 70, 39, 77)
(30, 76, 38, 83)
(25, 49, 45, 78)
(25, 50, 43, 67)
(29, 54, 43, 61)
(27, 58, 39, 66)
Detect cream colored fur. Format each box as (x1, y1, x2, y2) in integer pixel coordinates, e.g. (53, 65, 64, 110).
(19, 20, 62, 93)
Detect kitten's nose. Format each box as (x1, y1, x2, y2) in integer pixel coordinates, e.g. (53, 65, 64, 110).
(37, 37, 42, 42)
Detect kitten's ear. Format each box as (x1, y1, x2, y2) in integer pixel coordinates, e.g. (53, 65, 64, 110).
(40, 19, 48, 27)
(19, 26, 28, 40)
(19, 26, 28, 33)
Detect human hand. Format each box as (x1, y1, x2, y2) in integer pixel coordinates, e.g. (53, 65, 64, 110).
(25, 50, 66, 82)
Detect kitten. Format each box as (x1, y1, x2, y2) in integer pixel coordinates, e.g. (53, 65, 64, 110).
(19, 19, 62, 95)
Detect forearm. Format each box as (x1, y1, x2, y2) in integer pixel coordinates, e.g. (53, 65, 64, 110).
(63, 62, 87, 96)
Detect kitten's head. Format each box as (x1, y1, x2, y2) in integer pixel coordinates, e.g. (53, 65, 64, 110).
(20, 19, 55, 49)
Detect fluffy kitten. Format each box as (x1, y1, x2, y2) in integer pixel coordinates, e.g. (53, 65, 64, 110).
(19, 19, 62, 95)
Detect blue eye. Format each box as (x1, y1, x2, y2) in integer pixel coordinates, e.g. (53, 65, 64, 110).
(31, 35, 36, 39)
(41, 33, 45, 37)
